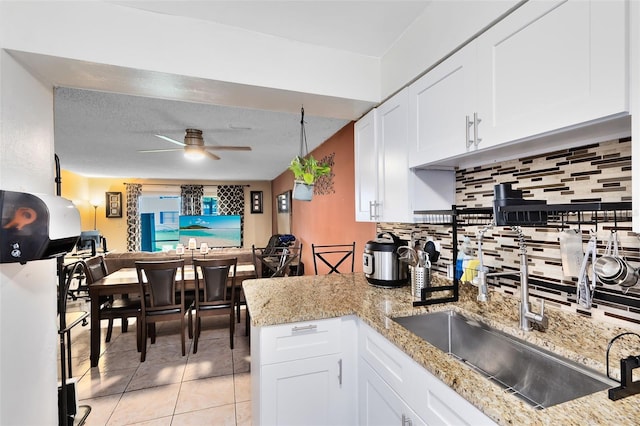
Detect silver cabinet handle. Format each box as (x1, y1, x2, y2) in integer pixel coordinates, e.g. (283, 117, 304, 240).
(402, 414, 413, 426)
(473, 112, 482, 147)
(338, 358, 343, 386)
(369, 201, 380, 220)
(466, 115, 474, 148)
(292, 324, 317, 333)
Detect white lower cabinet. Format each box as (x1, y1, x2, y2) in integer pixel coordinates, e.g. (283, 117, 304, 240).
(358, 321, 496, 426)
(252, 316, 357, 426)
(360, 360, 426, 426)
(253, 317, 494, 425)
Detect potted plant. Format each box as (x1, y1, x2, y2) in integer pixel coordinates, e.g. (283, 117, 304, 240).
(288, 155, 331, 201)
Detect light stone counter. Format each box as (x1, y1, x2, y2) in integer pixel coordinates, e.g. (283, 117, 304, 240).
(243, 273, 640, 425)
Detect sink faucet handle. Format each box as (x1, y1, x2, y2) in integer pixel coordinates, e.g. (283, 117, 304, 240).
(536, 300, 549, 330)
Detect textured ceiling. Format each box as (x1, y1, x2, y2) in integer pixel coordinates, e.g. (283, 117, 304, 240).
(54, 87, 349, 180)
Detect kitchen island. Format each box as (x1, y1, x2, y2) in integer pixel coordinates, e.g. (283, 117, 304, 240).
(243, 273, 640, 425)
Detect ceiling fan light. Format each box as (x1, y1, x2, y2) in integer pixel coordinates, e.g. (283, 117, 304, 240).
(184, 146, 204, 160)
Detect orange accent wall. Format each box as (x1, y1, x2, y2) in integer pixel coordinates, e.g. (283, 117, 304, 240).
(271, 122, 376, 274)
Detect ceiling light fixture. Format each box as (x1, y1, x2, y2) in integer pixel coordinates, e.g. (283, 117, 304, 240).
(184, 145, 204, 160)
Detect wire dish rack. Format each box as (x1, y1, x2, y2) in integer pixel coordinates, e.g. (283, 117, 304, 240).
(412, 202, 635, 306)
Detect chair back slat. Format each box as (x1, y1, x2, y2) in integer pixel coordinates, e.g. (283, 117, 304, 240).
(146, 268, 178, 306)
(135, 260, 185, 313)
(193, 258, 237, 308)
(312, 242, 356, 274)
(202, 266, 230, 302)
(82, 255, 108, 283)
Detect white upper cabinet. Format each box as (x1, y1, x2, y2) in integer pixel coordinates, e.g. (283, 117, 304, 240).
(409, 0, 629, 168)
(376, 88, 413, 222)
(356, 88, 456, 221)
(355, 89, 413, 223)
(354, 108, 379, 222)
(408, 46, 477, 167)
(475, 0, 629, 150)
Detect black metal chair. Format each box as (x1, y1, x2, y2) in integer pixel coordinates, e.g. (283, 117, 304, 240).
(312, 242, 356, 274)
(135, 259, 188, 362)
(191, 258, 237, 352)
(252, 244, 303, 278)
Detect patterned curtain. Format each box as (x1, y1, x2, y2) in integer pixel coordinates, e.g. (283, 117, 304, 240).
(217, 185, 245, 246)
(125, 183, 142, 252)
(180, 185, 204, 215)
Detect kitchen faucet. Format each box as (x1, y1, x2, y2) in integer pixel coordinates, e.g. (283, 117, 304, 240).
(475, 224, 548, 331)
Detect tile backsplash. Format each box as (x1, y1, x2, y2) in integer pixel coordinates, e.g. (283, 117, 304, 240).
(379, 137, 640, 328)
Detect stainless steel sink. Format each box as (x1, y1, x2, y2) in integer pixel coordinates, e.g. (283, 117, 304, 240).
(393, 310, 617, 409)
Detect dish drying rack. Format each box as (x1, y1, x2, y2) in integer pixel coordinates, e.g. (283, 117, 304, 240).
(412, 207, 494, 306)
(413, 201, 635, 307)
(496, 201, 633, 230)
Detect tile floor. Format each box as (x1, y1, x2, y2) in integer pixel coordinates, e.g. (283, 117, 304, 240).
(60, 299, 251, 425)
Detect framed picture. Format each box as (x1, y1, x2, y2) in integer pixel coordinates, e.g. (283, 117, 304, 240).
(250, 191, 263, 214)
(277, 191, 291, 214)
(105, 191, 122, 218)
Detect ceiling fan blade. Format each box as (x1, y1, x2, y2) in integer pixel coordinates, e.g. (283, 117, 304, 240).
(154, 134, 185, 146)
(204, 151, 221, 160)
(138, 148, 182, 153)
(203, 146, 252, 151)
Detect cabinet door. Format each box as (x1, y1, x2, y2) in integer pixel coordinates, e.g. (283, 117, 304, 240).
(360, 359, 426, 426)
(476, 0, 628, 149)
(408, 46, 476, 168)
(261, 354, 346, 426)
(354, 108, 379, 222)
(377, 88, 412, 223)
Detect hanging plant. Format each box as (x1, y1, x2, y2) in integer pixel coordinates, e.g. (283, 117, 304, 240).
(288, 155, 331, 185)
(289, 107, 332, 201)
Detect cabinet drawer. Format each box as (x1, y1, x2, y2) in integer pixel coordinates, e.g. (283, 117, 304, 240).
(260, 317, 342, 364)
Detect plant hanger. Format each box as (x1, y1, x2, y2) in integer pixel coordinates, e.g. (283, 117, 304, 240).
(299, 106, 309, 159)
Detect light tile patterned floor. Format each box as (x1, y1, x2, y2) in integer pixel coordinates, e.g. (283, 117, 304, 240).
(60, 299, 251, 426)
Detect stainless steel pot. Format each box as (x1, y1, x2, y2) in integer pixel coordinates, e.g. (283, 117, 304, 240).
(363, 232, 409, 287)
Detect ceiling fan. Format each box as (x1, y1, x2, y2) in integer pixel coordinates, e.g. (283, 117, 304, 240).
(139, 128, 252, 160)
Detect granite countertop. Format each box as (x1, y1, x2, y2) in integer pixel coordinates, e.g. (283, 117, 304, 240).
(243, 273, 640, 425)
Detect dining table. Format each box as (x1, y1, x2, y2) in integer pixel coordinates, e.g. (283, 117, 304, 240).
(88, 263, 255, 367)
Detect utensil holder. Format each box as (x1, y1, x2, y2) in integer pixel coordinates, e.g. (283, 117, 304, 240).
(410, 265, 430, 299)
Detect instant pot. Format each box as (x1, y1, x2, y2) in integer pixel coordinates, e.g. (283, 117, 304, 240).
(363, 232, 409, 287)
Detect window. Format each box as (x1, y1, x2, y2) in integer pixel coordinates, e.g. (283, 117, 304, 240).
(202, 196, 218, 215)
(140, 195, 181, 252)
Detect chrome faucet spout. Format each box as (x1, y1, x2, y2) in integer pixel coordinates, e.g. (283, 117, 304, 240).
(475, 223, 495, 302)
(511, 226, 548, 332)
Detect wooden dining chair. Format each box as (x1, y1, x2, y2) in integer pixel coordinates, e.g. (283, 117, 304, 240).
(312, 242, 356, 274)
(135, 259, 188, 362)
(83, 256, 141, 345)
(252, 244, 304, 278)
(191, 258, 237, 353)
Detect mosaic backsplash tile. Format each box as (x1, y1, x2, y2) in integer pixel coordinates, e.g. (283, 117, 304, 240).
(379, 137, 640, 328)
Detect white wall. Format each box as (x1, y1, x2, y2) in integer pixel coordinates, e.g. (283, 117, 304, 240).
(0, 1, 380, 103)
(0, 49, 58, 424)
(381, 0, 521, 99)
